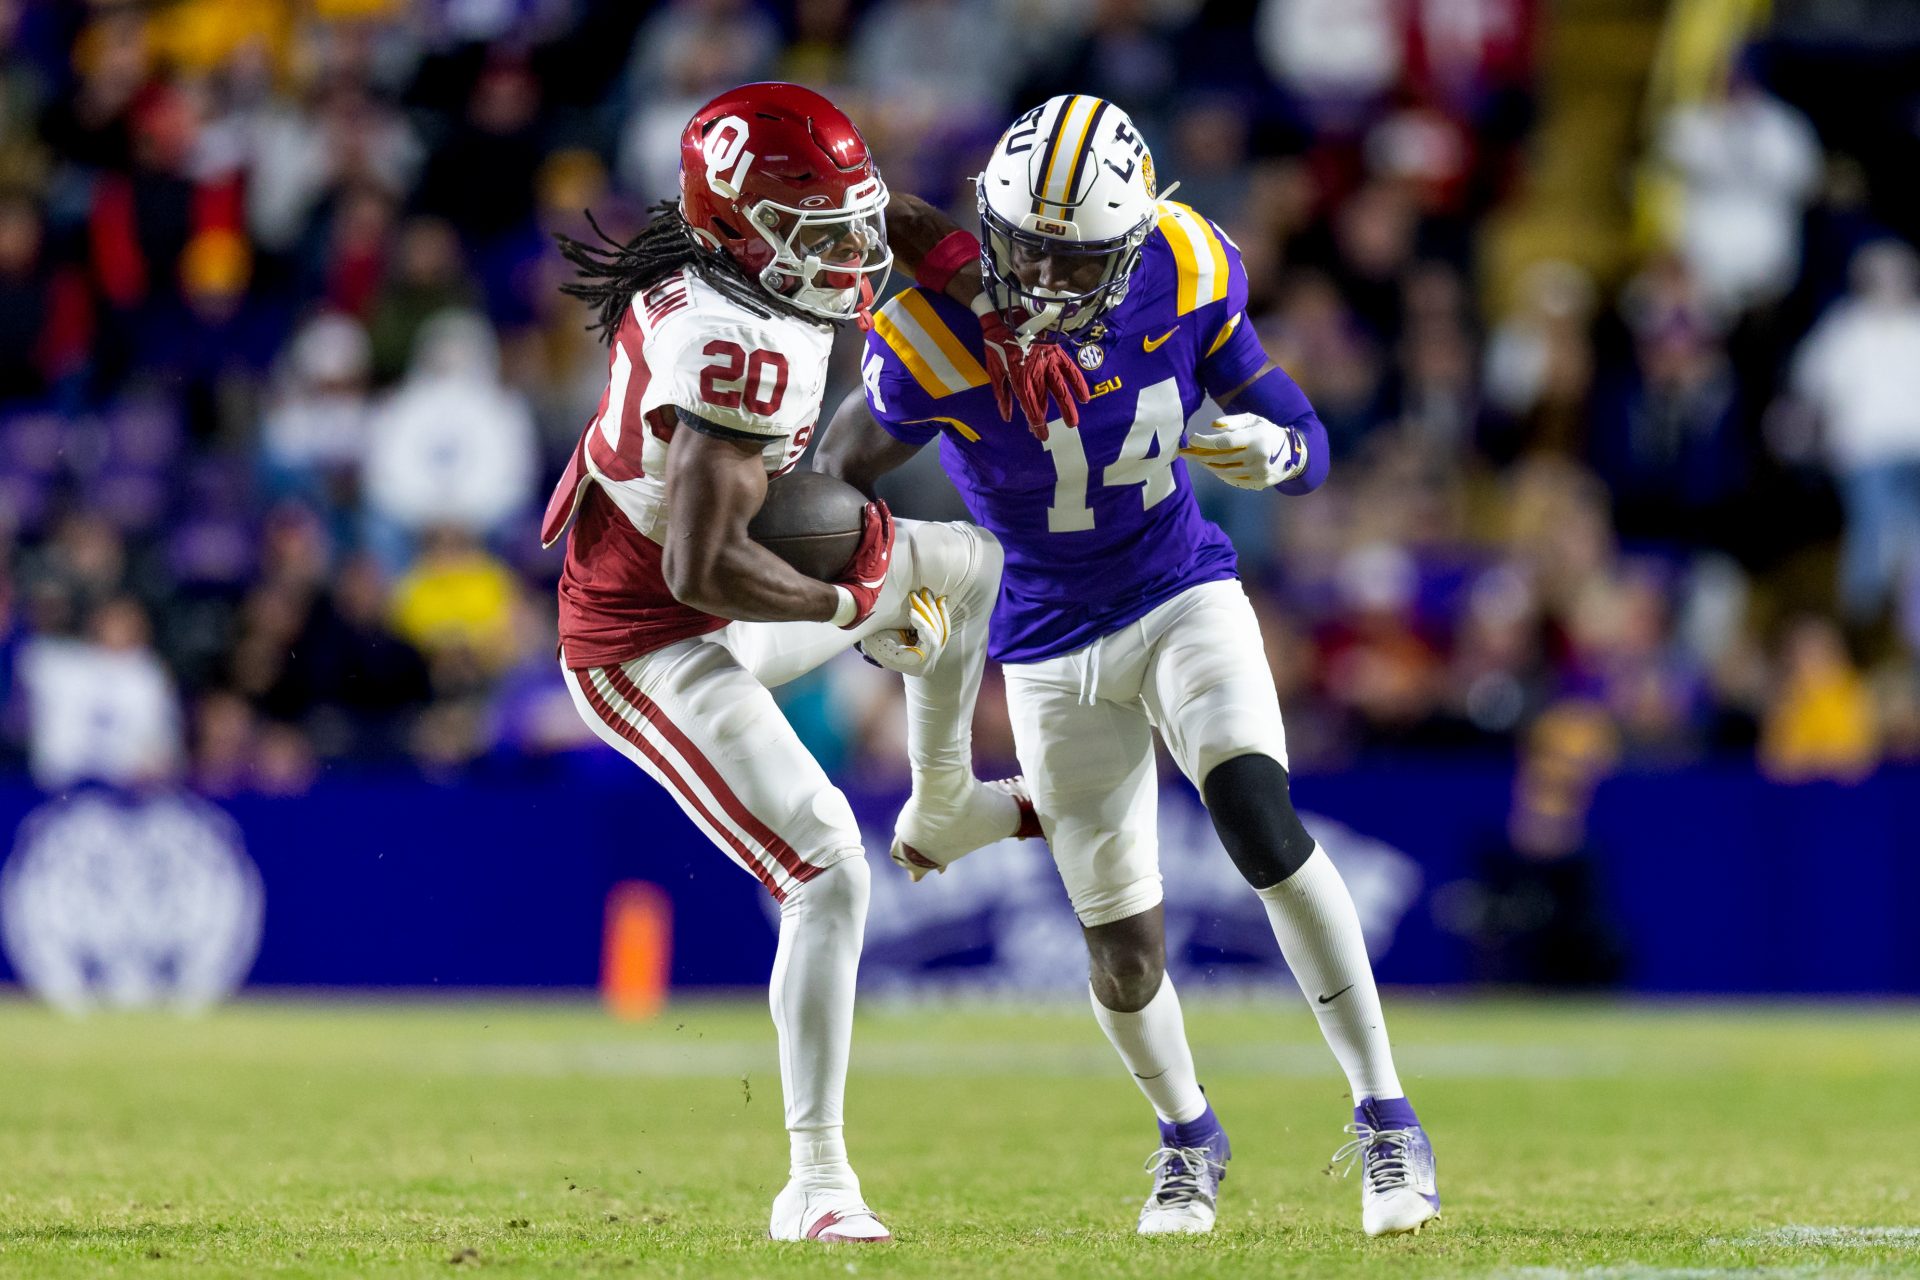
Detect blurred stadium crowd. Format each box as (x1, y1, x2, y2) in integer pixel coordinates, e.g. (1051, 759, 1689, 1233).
(1, 0, 1917, 798)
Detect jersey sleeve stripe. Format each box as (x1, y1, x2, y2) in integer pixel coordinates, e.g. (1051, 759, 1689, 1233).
(1155, 201, 1230, 316)
(873, 291, 987, 398)
(900, 291, 988, 387)
(871, 301, 946, 396)
(1205, 310, 1244, 358)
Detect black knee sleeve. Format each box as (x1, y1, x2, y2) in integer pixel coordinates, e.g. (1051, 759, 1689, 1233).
(1201, 753, 1317, 890)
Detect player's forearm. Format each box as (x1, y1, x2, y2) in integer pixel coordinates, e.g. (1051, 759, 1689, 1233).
(886, 191, 984, 309)
(815, 389, 922, 498)
(1213, 358, 1330, 495)
(663, 532, 842, 623)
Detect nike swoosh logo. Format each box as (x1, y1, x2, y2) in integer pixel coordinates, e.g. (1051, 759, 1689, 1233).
(1267, 448, 1284, 465)
(1318, 985, 1354, 1004)
(1143, 327, 1178, 352)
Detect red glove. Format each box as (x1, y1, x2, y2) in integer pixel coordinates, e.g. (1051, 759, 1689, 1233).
(834, 500, 895, 629)
(979, 309, 1091, 442)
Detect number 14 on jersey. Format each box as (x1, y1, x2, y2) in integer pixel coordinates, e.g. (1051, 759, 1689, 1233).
(1043, 377, 1185, 533)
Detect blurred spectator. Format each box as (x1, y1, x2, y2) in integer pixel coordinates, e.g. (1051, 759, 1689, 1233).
(0, 0, 51, 189)
(852, 0, 1015, 121)
(0, 190, 92, 401)
(389, 527, 522, 677)
(1595, 258, 1747, 545)
(367, 216, 481, 382)
(619, 0, 778, 202)
(1258, 0, 1401, 136)
(244, 81, 422, 254)
(258, 311, 374, 519)
(1659, 56, 1820, 316)
(416, 59, 546, 325)
(1482, 259, 1596, 458)
(1760, 616, 1879, 782)
(18, 596, 182, 789)
(362, 311, 537, 564)
(1789, 240, 1920, 626)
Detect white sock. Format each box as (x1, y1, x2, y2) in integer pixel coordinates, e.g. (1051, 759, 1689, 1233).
(1255, 847, 1405, 1102)
(769, 855, 870, 1187)
(1089, 975, 1208, 1124)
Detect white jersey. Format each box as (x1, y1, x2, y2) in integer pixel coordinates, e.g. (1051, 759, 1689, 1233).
(547, 268, 834, 547)
(543, 268, 836, 667)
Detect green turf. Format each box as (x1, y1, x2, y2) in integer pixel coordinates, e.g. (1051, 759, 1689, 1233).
(0, 995, 1917, 1278)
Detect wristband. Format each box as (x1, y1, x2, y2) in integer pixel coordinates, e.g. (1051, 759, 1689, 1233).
(970, 290, 997, 319)
(830, 586, 858, 628)
(915, 229, 981, 293)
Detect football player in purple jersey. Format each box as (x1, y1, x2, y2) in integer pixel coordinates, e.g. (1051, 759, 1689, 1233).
(817, 95, 1441, 1238)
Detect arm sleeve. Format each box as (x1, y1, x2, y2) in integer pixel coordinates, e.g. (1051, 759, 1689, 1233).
(1204, 331, 1332, 497)
(858, 331, 944, 447)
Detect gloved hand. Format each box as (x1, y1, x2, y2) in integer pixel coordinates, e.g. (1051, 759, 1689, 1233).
(979, 308, 1089, 441)
(858, 588, 951, 674)
(1178, 413, 1310, 490)
(834, 500, 895, 628)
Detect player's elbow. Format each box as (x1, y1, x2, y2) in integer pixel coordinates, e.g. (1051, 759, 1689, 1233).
(661, 539, 723, 612)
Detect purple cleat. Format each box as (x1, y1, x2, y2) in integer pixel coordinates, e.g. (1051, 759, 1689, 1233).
(1331, 1096, 1440, 1236)
(1138, 1102, 1232, 1235)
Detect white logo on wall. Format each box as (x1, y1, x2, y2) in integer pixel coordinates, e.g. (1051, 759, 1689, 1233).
(1, 791, 264, 1012)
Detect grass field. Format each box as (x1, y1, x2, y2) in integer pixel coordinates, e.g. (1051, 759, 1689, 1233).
(1, 996, 1917, 1278)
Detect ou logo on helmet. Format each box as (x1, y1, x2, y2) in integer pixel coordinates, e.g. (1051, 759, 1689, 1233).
(702, 115, 756, 200)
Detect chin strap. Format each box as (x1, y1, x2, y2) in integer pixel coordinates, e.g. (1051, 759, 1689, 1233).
(854, 276, 876, 331)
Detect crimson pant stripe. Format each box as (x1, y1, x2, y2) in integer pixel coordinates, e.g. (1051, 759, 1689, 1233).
(574, 668, 787, 900)
(602, 665, 823, 886)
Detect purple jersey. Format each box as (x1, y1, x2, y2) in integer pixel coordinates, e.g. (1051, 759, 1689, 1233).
(862, 202, 1272, 664)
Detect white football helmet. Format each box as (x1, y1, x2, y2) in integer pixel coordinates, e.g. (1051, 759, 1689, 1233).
(976, 95, 1171, 337)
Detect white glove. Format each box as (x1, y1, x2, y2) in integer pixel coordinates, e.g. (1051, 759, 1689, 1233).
(857, 588, 951, 675)
(1179, 412, 1309, 490)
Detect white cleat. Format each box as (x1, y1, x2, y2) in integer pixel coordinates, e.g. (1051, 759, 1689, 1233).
(768, 1180, 892, 1243)
(890, 777, 1043, 881)
(1331, 1098, 1441, 1237)
(1137, 1145, 1227, 1235)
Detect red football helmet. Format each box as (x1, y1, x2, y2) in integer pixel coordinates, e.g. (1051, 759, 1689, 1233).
(679, 82, 892, 323)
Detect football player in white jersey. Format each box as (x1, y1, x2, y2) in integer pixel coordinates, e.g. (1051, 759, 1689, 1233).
(539, 83, 1074, 1242)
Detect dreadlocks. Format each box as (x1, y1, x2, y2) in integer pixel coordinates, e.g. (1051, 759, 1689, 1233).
(554, 201, 821, 344)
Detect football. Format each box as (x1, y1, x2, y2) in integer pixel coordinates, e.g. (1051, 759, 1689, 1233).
(748, 469, 869, 580)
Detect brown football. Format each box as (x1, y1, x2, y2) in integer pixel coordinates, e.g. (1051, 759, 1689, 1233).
(748, 470, 869, 581)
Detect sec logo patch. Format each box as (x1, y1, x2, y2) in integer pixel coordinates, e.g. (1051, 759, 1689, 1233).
(1075, 343, 1105, 371)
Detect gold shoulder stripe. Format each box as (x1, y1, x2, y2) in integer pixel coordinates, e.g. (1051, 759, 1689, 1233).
(1154, 201, 1231, 316)
(872, 291, 988, 399)
(1205, 311, 1243, 358)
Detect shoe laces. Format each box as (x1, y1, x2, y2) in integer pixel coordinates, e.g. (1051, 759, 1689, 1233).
(1144, 1145, 1221, 1205)
(1330, 1124, 1416, 1195)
